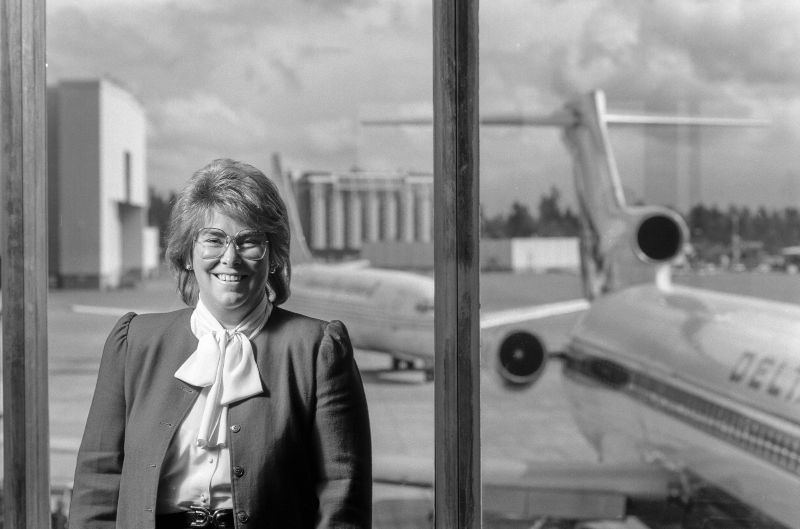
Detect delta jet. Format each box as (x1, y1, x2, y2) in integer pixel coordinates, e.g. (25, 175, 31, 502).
(367, 91, 797, 528)
(540, 92, 797, 529)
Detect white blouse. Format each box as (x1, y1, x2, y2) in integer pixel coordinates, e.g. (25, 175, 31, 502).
(156, 386, 234, 512)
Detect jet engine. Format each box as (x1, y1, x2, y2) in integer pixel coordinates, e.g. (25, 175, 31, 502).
(632, 207, 687, 264)
(492, 330, 547, 388)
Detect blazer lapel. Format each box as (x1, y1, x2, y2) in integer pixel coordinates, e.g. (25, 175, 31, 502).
(166, 311, 202, 416)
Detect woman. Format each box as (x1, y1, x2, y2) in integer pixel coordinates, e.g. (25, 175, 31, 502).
(70, 158, 372, 528)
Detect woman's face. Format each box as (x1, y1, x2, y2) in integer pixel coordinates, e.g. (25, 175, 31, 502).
(190, 208, 270, 327)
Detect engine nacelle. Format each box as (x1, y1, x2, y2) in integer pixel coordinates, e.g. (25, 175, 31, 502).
(632, 207, 688, 264)
(493, 330, 548, 388)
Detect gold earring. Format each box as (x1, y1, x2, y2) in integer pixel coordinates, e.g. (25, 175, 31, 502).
(186, 264, 193, 271)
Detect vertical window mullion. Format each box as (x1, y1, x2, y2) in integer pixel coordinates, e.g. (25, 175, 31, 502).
(0, 0, 51, 526)
(433, 0, 481, 528)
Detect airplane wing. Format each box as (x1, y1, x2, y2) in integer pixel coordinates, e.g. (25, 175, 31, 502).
(480, 298, 589, 330)
(374, 455, 680, 524)
(479, 298, 589, 385)
(323, 259, 373, 270)
(70, 304, 170, 316)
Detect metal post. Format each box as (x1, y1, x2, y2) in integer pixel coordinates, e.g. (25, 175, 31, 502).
(1, 0, 50, 526)
(433, 0, 480, 528)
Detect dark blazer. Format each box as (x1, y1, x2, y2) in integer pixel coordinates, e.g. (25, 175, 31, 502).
(69, 306, 372, 529)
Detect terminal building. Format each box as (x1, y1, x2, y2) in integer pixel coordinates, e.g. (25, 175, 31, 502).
(47, 78, 159, 289)
(293, 171, 434, 259)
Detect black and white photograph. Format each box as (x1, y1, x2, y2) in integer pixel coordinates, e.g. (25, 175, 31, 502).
(1, 1, 800, 527)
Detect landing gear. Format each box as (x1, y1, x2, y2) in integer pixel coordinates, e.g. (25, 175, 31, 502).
(389, 357, 433, 382)
(391, 358, 415, 371)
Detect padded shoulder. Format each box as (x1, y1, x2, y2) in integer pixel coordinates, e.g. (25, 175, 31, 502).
(127, 307, 193, 334)
(104, 311, 137, 352)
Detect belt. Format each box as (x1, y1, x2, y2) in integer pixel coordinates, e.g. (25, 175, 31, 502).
(156, 506, 235, 528)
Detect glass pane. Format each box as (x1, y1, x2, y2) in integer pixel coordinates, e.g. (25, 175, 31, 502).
(481, 2, 800, 529)
(47, 2, 434, 527)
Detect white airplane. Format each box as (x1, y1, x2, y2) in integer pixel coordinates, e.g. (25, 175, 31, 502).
(366, 91, 798, 528)
(540, 92, 799, 529)
(273, 154, 589, 382)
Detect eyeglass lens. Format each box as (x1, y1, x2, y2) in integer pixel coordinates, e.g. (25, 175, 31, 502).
(196, 228, 268, 260)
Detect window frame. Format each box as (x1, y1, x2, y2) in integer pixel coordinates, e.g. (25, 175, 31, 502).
(1, 0, 51, 526)
(433, 1, 482, 528)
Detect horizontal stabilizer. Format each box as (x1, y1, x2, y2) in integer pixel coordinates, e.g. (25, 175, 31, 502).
(362, 112, 767, 129)
(360, 91, 768, 131)
(480, 109, 577, 127)
(360, 109, 578, 128)
(604, 113, 769, 128)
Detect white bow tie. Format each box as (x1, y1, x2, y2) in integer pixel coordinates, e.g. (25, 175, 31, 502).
(174, 297, 270, 447)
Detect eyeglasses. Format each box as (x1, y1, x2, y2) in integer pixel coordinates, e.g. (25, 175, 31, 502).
(195, 228, 269, 261)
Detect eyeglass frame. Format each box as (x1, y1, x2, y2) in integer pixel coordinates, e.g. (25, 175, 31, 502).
(194, 227, 270, 261)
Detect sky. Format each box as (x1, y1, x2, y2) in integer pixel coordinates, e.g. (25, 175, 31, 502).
(46, 0, 800, 214)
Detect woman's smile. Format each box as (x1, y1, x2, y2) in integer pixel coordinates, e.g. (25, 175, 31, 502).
(214, 272, 245, 283)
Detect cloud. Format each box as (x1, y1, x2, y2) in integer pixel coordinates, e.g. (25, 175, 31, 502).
(45, 0, 800, 209)
(644, 1, 800, 87)
(152, 93, 268, 147)
(542, 1, 800, 106)
(302, 118, 357, 157)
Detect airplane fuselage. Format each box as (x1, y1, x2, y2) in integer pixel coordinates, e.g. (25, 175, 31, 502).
(563, 283, 800, 528)
(282, 263, 435, 365)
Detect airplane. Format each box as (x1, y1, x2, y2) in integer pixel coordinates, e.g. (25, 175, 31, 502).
(365, 91, 799, 528)
(272, 153, 590, 382)
(543, 92, 798, 529)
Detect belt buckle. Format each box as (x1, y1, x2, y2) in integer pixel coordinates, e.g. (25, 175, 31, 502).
(188, 505, 212, 528)
(212, 509, 230, 528)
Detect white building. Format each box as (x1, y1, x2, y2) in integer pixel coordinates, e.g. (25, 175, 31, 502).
(294, 171, 434, 258)
(362, 237, 580, 272)
(48, 78, 158, 288)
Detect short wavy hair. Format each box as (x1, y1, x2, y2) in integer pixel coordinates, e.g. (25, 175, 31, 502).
(166, 158, 292, 306)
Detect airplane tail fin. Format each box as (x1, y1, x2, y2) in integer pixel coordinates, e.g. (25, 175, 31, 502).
(361, 92, 765, 298)
(562, 92, 686, 297)
(562, 92, 764, 298)
(270, 153, 314, 265)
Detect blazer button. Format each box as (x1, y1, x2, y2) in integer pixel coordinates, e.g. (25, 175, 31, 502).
(233, 465, 245, 477)
(237, 511, 249, 523)
(230, 424, 241, 433)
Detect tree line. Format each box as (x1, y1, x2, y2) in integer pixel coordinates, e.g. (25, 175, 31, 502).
(481, 186, 580, 238)
(688, 203, 800, 262)
(148, 187, 177, 251)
